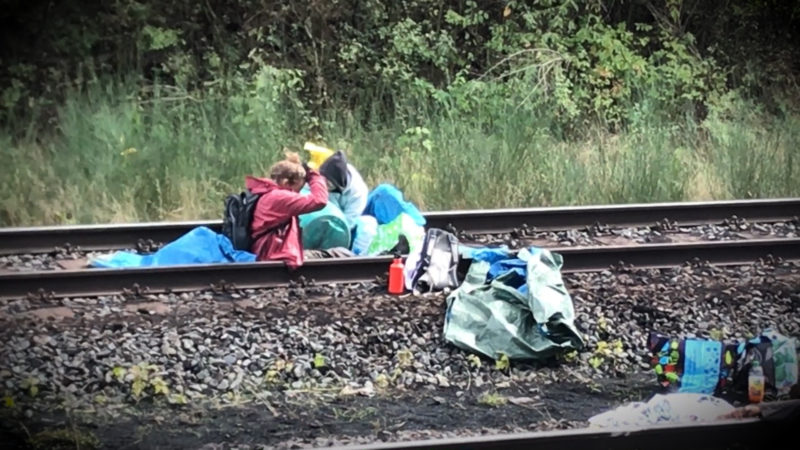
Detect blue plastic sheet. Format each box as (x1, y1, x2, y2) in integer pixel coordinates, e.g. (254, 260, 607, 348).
(488, 260, 528, 281)
(90, 226, 256, 268)
(459, 245, 511, 264)
(364, 184, 426, 226)
(486, 247, 543, 293)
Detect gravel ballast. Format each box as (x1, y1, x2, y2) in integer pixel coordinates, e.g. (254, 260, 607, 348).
(0, 258, 798, 448)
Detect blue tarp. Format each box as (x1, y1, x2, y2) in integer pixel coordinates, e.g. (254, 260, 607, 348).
(364, 184, 426, 226)
(90, 226, 256, 268)
(485, 247, 542, 295)
(459, 245, 511, 264)
(457, 246, 542, 295)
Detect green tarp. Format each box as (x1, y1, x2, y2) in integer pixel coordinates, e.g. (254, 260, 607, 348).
(443, 249, 584, 360)
(298, 187, 351, 250)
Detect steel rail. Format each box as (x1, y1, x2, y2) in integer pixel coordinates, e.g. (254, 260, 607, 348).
(1, 198, 797, 255)
(327, 418, 786, 450)
(2, 238, 798, 300)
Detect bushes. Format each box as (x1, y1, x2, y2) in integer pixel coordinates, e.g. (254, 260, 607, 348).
(3, 1, 797, 128)
(0, 1, 797, 225)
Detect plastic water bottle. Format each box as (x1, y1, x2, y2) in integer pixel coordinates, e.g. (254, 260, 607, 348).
(388, 256, 405, 295)
(748, 360, 765, 404)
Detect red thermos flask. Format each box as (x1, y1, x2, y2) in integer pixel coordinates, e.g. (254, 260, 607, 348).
(388, 256, 405, 294)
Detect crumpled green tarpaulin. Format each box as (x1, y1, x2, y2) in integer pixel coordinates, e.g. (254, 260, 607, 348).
(443, 249, 584, 360)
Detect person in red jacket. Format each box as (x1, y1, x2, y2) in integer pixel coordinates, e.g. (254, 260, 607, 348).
(245, 152, 328, 268)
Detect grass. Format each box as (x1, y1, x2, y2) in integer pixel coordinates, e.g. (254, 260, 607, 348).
(331, 406, 378, 422)
(29, 428, 100, 450)
(1, 78, 798, 226)
(477, 392, 508, 407)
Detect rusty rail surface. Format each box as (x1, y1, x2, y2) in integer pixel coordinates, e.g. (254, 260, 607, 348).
(1, 198, 798, 255)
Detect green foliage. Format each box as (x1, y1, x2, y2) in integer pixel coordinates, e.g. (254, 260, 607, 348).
(108, 362, 171, 402)
(112, 366, 126, 382)
(495, 353, 510, 371)
(141, 26, 180, 51)
(703, 93, 800, 198)
(395, 349, 415, 368)
(1, 81, 798, 225)
(0, 1, 798, 225)
(168, 393, 189, 405)
(589, 339, 626, 370)
(263, 358, 296, 385)
(18, 377, 40, 397)
(150, 377, 169, 396)
(374, 373, 390, 389)
(709, 328, 724, 341)
(2, 0, 796, 127)
(478, 391, 508, 407)
(332, 406, 377, 422)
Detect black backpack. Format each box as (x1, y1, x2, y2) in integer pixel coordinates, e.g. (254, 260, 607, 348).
(222, 190, 261, 251)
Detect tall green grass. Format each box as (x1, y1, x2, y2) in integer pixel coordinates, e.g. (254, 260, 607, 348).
(1, 77, 798, 226)
(701, 97, 800, 199)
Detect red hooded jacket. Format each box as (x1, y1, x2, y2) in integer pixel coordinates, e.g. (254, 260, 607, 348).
(245, 170, 328, 268)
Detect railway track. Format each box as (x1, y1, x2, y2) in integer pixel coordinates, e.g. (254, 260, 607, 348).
(1, 198, 798, 255)
(1, 198, 798, 300)
(2, 238, 798, 300)
(1, 200, 797, 449)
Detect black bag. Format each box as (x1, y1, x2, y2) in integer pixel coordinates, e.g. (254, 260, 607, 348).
(222, 190, 261, 251)
(732, 340, 776, 397)
(410, 228, 460, 293)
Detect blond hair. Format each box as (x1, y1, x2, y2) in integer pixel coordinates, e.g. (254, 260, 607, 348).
(269, 151, 306, 186)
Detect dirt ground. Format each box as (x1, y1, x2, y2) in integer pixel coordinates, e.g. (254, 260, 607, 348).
(0, 374, 655, 450)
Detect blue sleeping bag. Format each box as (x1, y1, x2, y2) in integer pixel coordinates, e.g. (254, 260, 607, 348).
(364, 184, 426, 226)
(90, 226, 256, 268)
